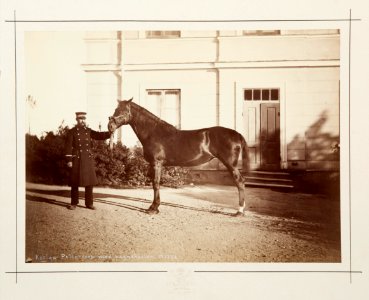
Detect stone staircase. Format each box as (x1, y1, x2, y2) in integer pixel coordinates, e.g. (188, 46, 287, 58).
(243, 170, 294, 189)
(188, 169, 295, 190)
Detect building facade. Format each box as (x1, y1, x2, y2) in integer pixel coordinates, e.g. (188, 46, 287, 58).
(83, 30, 340, 171)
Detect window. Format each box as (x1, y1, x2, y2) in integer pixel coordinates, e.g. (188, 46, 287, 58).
(243, 30, 281, 36)
(253, 89, 261, 100)
(146, 31, 181, 38)
(146, 89, 181, 128)
(244, 88, 280, 101)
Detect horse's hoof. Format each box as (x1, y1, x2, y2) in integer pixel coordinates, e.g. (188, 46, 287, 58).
(234, 211, 245, 217)
(147, 209, 159, 215)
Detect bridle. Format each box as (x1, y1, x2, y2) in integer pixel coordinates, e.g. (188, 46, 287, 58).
(109, 108, 132, 128)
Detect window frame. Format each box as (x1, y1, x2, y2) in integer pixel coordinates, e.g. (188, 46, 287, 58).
(242, 30, 281, 36)
(244, 88, 280, 102)
(146, 89, 181, 128)
(145, 31, 181, 39)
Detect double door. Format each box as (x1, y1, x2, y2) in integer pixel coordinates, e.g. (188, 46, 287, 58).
(243, 101, 281, 170)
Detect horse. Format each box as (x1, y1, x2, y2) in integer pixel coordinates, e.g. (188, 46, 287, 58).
(108, 98, 250, 216)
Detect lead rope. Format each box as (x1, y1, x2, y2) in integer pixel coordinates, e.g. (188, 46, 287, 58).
(109, 132, 114, 151)
(108, 115, 115, 151)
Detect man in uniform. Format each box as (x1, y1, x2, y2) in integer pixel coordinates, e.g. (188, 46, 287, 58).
(65, 112, 111, 210)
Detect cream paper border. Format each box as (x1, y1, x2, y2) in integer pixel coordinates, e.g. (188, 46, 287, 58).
(1, 0, 369, 299)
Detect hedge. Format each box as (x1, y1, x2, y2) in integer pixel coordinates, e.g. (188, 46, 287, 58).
(26, 124, 189, 188)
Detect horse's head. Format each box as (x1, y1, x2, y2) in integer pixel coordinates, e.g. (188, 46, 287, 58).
(108, 98, 133, 132)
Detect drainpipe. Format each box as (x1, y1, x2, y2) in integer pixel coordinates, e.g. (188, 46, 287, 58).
(117, 31, 123, 142)
(215, 31, 220, 126)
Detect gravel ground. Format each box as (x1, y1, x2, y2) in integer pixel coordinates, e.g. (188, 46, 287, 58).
(26, 182, 340, 263)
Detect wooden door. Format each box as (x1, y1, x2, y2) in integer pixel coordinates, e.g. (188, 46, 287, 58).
(243, 100, 280, 170)
(260, 103, 280, 170)
(243, 103, 260, 170)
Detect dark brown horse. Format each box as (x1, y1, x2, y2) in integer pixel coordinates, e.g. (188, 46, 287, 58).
(108, 98, 250, 216)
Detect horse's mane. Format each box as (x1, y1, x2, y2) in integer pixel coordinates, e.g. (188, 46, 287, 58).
(131, 102, 178, 133)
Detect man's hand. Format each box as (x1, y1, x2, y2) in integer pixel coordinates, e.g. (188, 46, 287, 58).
(67, 162, 73, 168)
(108, 118, 117, 133)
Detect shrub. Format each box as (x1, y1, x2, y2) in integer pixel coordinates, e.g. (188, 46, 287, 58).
(161, 166, 189, 188)
(124, 145, 151, 187)
(93, 141, 130, 187)
(26, 134, 43, 182)
(26, 124, 70, 185)
(26, 124, 189, 188)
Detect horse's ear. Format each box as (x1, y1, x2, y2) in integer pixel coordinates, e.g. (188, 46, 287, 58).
(128, 98, 133, 103)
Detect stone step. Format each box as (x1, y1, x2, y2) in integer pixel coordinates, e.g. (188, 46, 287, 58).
(188, 169, 295, 189)
(245, 176, 293, 183)
(245, 181, 294, 189)
(242, 170, 291, 178)
(243, 171, 295, 189)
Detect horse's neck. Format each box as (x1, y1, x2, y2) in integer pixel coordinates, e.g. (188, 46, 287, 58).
(129, 104, 177, 143)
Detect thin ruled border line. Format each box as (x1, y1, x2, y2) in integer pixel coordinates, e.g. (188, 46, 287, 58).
(5, 270, 362, 274)
(13, 10, 18, 285)
(194, 271, 362, 274)
(4, 18, 362, 23)
(6, 271, 168, 274)
(348, 9, 352, 284)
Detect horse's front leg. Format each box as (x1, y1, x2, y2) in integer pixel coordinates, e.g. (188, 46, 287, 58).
(147, 161, 162, 214)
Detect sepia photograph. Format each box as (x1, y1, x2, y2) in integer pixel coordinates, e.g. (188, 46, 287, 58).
(25, 29, 341, 263)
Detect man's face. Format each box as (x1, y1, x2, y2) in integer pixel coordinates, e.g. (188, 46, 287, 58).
(77, 118, 86, 126)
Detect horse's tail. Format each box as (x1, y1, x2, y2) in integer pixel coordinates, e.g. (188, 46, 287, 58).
(240, 135, 250, 175)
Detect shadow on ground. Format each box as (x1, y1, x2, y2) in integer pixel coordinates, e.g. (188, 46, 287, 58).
(26, 188, 236, 217)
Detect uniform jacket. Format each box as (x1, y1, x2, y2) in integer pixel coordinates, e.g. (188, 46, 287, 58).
(65, 125, 110, 187)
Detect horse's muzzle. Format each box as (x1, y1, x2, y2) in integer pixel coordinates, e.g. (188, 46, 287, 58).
(108, 117, 117, 133)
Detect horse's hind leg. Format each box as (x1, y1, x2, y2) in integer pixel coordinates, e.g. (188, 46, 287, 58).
(218, 156, 246, 216)
(147, 161, 162, 215)
(215, 143, 247, 216)
(229, 167, 247, 216)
